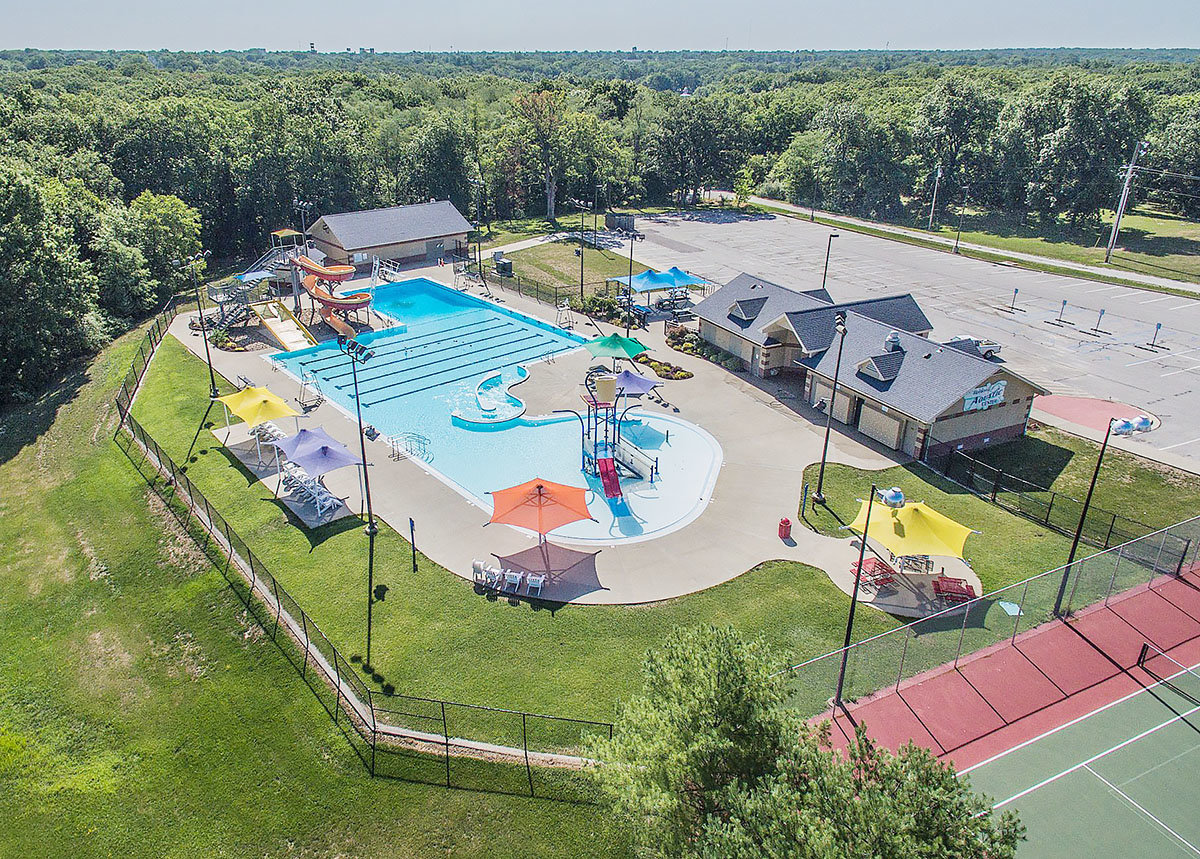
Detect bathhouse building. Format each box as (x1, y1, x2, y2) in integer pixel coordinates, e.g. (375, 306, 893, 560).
(307, 200, 472, 267)
(693, 273, 1047, 460)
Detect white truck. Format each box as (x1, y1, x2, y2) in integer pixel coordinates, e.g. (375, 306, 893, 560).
(946, 335, 1002, 360)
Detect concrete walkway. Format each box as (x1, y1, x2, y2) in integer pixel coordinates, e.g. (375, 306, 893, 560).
(726, 193, 1200, 296)
(165, 263, 975, 610)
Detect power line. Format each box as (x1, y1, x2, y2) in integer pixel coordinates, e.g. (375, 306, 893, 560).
(1133, 165, 1200, 184)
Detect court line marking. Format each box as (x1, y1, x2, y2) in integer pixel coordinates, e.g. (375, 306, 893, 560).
(1161, 364, 1200, 378)
(988, 700, 1200, 810)
(960, 656, 1200, 776)
(1083, 764, 1200, 855)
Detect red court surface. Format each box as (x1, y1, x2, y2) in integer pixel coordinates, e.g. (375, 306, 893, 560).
(1034, 394, 1154, 434)
(818, 567, 1200, 770)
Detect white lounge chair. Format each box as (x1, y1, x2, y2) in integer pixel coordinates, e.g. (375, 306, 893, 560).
(526, 574, 546, 597)
(502, 569, 523, 593)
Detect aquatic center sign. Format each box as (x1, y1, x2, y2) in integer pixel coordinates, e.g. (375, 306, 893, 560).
(963, 380, 1007, 412)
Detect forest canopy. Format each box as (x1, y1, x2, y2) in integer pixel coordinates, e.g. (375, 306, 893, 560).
(2, 47, 1199, 402)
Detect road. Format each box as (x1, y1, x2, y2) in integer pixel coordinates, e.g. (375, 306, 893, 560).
(625, 210, 1200, 467)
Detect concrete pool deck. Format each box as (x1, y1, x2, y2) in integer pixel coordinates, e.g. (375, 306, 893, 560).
(163, 264, 979, 611)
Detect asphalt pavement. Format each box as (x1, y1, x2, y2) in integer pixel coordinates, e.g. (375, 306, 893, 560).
(625, 210, 1200, 467)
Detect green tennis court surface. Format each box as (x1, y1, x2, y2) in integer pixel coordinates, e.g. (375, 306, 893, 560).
(963, 647, 1200, 857)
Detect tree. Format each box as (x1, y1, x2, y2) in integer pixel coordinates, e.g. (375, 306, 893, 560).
(511, 89, 569, 220)
(405, 113, 470, 211)
(812, 103, 909, 219)
(768, 129, 826, 206)
(0, 160, 102, 402)
(911, 77, 997, 211)
(1147, 106, 1200, 217)
(589, 625, 1023, 859)
(127, 190, 203, 297)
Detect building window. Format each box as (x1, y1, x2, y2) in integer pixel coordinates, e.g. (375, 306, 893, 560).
(352, 252, 369, 264)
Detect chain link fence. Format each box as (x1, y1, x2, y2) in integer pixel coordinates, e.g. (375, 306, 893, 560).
(113, 301, 609, 796)
(780, 514, 1200, 716)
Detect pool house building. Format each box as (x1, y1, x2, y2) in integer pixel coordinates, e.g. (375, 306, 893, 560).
(693, 273, 1048, 460)
(307, 200, 472, 267)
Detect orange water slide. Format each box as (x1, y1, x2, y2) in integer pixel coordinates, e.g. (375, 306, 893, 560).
(318, 305, 357, 340)
(301, 275, 372, 311)
(296, 254, 356, 282)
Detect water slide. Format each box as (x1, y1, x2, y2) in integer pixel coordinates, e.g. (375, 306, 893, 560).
(296, 255, 355, 282)
(251, 300, 318, 351)
(300, 275, 372, 311)
(597, 457, 622, 499)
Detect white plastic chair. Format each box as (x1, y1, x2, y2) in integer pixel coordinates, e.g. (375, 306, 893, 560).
(503, 570, 523, 593)
(527, 574, 546, 597)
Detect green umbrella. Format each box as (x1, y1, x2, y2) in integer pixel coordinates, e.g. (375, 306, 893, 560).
(583, 333, 649, 360)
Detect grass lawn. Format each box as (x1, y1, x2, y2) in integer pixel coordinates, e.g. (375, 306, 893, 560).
(130, 336, 901, 725)
(970, 423, 1200, 531)
(501, 239, 650, 289)
(476, 216, 558, 250)
(0, 333, 621, 858)
(800, 462, 1073, 592)
(929, 205, 1200, 285)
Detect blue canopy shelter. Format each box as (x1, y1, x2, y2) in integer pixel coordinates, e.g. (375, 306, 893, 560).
(611, 267, 710, 294)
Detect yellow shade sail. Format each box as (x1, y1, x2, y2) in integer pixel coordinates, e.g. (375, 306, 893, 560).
(848, 499, 975, 559)
(271, 228, 303, 237)
(216, 386, 299, 428)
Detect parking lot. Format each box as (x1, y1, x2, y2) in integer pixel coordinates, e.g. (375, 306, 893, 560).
(630, 211, 1200, 467)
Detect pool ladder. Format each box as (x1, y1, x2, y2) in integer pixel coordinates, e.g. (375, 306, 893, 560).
(387, 432, 432, 462)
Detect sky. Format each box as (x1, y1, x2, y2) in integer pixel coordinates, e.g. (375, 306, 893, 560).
(1, 0, 1197, 53)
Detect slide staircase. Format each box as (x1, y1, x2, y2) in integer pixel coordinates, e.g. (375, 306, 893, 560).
(251, 300, 318, 351)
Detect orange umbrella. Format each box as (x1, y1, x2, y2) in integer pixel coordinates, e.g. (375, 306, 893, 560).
(488, 478, 593, 539)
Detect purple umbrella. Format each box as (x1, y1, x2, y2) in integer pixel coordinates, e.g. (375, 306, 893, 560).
(612, 370, 659, 396)
(271, 427, 360, 479)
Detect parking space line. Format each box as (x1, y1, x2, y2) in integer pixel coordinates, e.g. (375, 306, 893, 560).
(1127, 346, 1199, 367)
(1161, 364, 1200, 378)
(1162, 437, 1200, 451)
(1140, 295, 1175, 304)
(1168, 302, 1198, 311)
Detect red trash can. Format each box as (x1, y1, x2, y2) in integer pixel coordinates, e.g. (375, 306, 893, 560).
(778, 518, 792, 540)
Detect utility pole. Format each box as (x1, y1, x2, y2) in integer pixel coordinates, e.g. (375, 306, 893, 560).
(954, 186, 970, 254)
(1106, 141, 1149, 264)
(927, 165, 943, 231)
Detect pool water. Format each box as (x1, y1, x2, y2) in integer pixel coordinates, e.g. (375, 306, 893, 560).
(272, 278, 722, 544)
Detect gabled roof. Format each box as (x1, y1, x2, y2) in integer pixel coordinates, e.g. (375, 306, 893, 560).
(693, 272, 930, 350)
(859, 350, 906, 382)
(310, 200, 471, 252)
(799, 313, 1048, 423)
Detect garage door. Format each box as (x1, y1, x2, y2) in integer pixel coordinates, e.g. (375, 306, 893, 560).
(859, 406, 902, 449)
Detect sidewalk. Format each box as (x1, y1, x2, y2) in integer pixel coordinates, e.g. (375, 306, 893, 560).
(727, 193, 1200, 297)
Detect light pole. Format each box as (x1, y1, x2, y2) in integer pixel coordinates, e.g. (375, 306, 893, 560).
(580, 207, 586, 301)
(812, 311, 847, 505)
(337, 333, 379, 670)
(177, 251, 217, 399)
(954, 185, 969, 254)
(927, 165, 943, 231)
(625, 230, 643, 337)
(835, 483, 877, 706)
(820, 233, 839, 293)
(1052, 415, 1152, 616)
(292, 197, 315, 248)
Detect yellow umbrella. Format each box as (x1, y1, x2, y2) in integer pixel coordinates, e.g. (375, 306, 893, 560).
(217, 386, 299, 428)
(847, 499, 975, 559)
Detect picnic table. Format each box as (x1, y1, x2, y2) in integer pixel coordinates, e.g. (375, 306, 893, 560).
(851, 556, 897, 588)
(933, 575, 977, 604)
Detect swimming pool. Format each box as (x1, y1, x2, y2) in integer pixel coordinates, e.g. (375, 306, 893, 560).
(272, 278, 722, 544)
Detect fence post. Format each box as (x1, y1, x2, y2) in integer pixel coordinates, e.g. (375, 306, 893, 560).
(1044, 492, 1055, 526)
(271, 576, 282, 639)
(1104, 548, 1124, 606)
(523, 713, 534, 797)
(369, 690, 377, 776)
(953, 600, 972, 668)
(895, 629, 911, 690)
(1177, 538, 1192, 576)
(1105, 513, 1117, 549)
(1012, 579, 1031, 642)
(991, 470, 1001, 503)
(333, 652, 342, 724)
(441, 701, 451, 788)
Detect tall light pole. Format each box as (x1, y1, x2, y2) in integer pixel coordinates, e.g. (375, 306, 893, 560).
(337, 334, 379, 670)
(821, 233, 839, 293)
(293, 197, 315, 248)
(177, 251, 217, 399)
(927, 165, 943, 231)
(1105, 141, 1148, 264)
(812, 312, 847, 505)
(835, 483, 877, 706)
(625, 230, 643, 337)
(1053, 415, 1152, 616)
(580, 207, 586, 301)
(954, 185, 970, 254)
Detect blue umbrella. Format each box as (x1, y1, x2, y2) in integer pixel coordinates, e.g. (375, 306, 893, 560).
(271, 427, 360, 479)
(612, 369, 660, 396)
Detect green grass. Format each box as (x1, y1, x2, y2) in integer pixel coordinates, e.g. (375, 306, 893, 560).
(0, 332, 619, 858)
(801, 462, 1073, 591)
(970, 424, 1200, 531)
(929, 205, 1200, 285)
(503, 239, 650, 289)
(130, 336, 901, 724)
(476, 217, 559, 251)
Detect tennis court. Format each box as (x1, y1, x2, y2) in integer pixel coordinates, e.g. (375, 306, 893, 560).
(963, 644, 1200, 857)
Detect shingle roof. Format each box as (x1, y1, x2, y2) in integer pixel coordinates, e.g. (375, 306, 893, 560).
(693, 272, 930, 350)
(692, 273, 831, 342)
(311, 200, 471, 252)
(859, 351, 906, 381)
(799, 313, 1045, 423)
